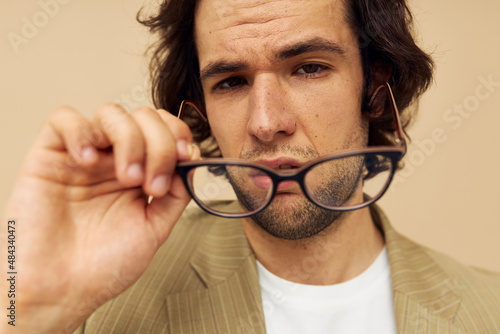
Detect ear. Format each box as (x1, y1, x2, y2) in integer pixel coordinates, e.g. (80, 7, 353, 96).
(368, 61, 392, 118)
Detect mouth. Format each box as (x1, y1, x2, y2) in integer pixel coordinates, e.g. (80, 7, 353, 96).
(256, 157, 303, 171)
(250, 157, 304, 191)
(278, 164, 296, 170)
(250, 174, 299, 192)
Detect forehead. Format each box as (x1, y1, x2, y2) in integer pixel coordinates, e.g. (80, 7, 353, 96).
(194, 0, 356, 66)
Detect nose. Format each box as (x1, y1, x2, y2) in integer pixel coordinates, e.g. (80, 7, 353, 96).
(246, 75, 296, 143)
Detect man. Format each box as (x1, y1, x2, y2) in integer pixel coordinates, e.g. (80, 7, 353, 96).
(2, 0, 499, 333)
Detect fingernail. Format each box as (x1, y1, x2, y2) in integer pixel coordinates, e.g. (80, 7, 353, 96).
(151, 174, 169, 195)
(176, 140, 191, 159)
(188, 143, 194, 157)
(81, 146, 97, 162)
(127, 163, 143, 181)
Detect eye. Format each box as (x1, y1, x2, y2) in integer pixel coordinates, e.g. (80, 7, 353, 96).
(295, 64, 329, 77)
(213, 76, 246, 92)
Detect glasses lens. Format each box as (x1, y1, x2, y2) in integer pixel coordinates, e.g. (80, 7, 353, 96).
(187, 164, 274, 216)
(304, 153, 393, 209)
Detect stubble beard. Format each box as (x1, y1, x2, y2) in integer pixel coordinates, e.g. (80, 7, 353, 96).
(250, 196, 345, 240)
(230, 142, 365, 241)
(236, 165, 363, 240)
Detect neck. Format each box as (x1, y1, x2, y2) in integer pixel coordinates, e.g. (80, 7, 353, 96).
(242, 207, 384, 285)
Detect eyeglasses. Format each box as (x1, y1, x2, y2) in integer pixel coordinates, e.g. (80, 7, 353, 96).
(176, 83, 407, 218)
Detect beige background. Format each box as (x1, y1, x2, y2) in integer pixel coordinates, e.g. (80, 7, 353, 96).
(1, 0, 499, 272)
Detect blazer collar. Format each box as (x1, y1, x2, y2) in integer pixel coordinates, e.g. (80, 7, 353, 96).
(166, 204, 466, 333)
(189, 215, 254, 286)
(165, 213, 267, 333)
(374, 207, 467, 333)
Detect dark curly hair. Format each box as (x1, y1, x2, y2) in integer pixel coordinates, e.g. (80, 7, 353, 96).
(138, 0, 433, 157)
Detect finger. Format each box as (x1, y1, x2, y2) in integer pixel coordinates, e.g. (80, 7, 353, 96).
(190, 144, 201, 161)
(27, 148, 116, 185)
(92, 103, 146, 187)
(37, 106, 100, 166)
(146, 172, 192, 244)
(143, 137, 201, 241)
(130, 107, 178, 197)
(155, 109, 195, 161)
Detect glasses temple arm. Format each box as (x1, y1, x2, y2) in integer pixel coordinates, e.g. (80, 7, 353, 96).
(178, 100, 208, 123)
(369, 83, 407, 155)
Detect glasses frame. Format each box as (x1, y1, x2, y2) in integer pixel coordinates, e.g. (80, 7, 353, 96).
(176, 82, 407, 218)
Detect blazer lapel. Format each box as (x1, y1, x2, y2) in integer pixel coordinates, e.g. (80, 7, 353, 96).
(377, 208, 468, 333)
(165, 204, 469, 334)
(165, 216, 266, 334)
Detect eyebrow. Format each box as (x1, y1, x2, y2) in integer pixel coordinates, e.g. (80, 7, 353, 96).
(277, 37, 346, 61)
(199, 37, 346, 83)
(200, 62, 248, 83)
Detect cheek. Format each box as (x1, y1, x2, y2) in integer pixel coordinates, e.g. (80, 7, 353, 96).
(298, 89, 364, 150)
(207, 111, 246, 156)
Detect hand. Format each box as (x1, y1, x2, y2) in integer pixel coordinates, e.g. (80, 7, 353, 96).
(1, 104, 198, 333)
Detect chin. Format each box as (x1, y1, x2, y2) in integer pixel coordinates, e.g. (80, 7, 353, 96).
(250, 197, 344, 241)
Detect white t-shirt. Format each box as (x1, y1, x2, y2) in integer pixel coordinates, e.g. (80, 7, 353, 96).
(256, 247, 397, 334)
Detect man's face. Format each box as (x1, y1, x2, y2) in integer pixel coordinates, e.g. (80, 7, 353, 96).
(194, 0, 367, 239)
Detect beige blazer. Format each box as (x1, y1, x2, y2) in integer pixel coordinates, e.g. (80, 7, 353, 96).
(76, 205, 500, 333)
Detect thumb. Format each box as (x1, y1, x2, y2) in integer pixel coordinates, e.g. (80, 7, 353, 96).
(145, 173, 192, 245)
(145, 144, 200, 244)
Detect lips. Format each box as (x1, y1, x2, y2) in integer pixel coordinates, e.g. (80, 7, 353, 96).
(278, 164, 294, 170)
(250, 157, 303, 191)
(251, 175, 298, 192)
(255, 157, 303, 170)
